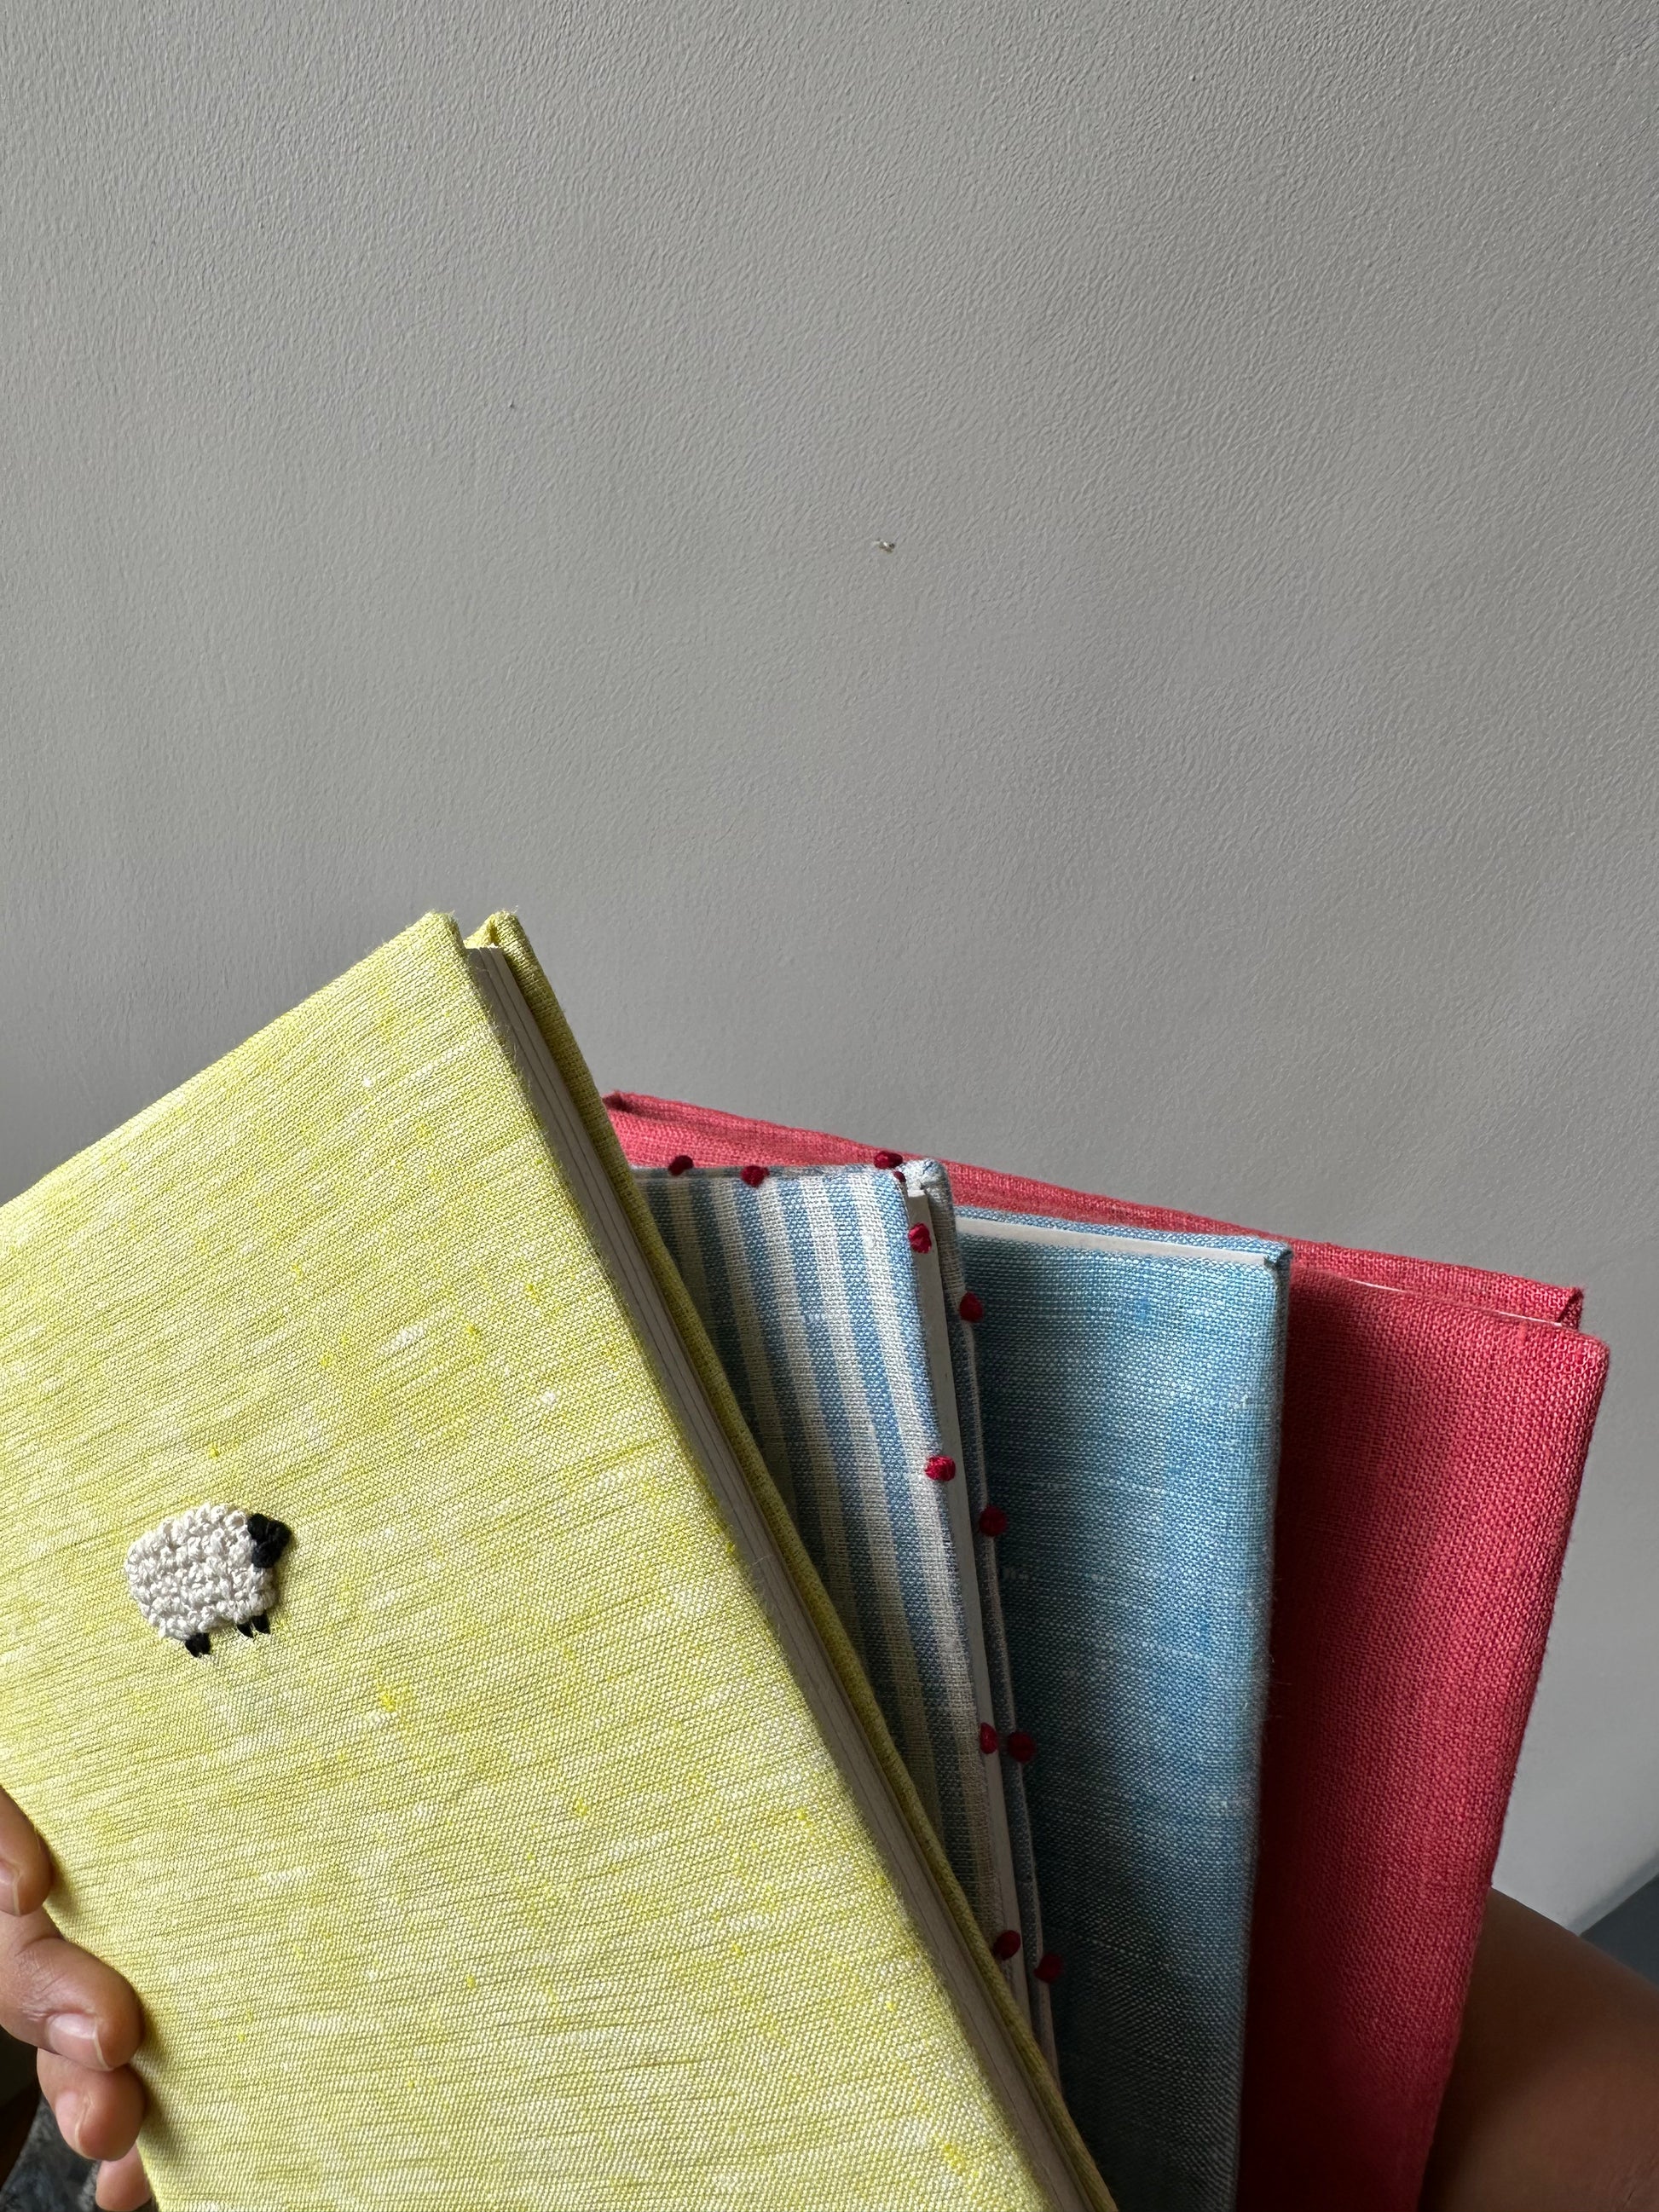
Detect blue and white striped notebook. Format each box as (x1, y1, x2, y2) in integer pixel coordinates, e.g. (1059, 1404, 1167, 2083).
(636, 1161, 1055, 2047)
(957, 1210, 1291, 2212)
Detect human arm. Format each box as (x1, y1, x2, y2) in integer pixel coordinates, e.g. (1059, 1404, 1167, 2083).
(1421, 1887, 1659, 2211)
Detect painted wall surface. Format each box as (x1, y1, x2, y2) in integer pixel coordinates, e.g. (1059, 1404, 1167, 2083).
(2, 3, 1655, 1928)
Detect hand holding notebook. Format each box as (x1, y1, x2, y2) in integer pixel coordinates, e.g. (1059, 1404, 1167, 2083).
(0, 913, 1611, 2212)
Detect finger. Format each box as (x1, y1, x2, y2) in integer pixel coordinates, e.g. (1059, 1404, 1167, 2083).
(0, 1915, 145, 2071)
(0, 1793, 53, 1920)
(94, 2145, 153, 2210)
(37, 2051, 145, 2164)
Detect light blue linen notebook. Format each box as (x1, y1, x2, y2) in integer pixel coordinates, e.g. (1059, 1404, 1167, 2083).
(957, 1209, 1291, 2212)
(636, 1161, 1055, 2047)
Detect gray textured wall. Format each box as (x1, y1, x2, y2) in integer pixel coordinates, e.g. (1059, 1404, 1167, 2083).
(3, 1, 1655, 1927)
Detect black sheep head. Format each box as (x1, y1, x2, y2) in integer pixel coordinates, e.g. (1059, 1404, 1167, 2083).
(245, 1513, 293, 1573)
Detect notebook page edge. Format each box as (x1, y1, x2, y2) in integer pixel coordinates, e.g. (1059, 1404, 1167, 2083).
(903, 1183, 1032, 2030)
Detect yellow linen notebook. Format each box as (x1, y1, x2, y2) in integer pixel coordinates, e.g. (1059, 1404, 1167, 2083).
(0, 913, 1110, 2212)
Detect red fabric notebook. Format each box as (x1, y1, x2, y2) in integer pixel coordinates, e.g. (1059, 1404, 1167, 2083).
(604, 1089, 1609, 2211)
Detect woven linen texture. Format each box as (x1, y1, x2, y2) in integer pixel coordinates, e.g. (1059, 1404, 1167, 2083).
(959, 1209, 1288, 2212)
(604, 1089, 1610, 2212)
(0, 916, 1077, 2212)
(637, 1163, 1009, 1942)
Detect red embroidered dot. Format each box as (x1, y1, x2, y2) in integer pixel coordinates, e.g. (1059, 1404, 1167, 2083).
(924, 1454, 957, 1483)
(978, 1505, 1009, 1538)
(668, 1154, 693, 1176)
(979, 1723, 999, 1755)
(739, 1164, 768, 1187)
(991, 1928, 1023, 1961)
(958, 1291, 985, 1323)
(907, 1222, 933, 1253)
(1006, 1730, 1035, 1764)
(1034, 1952, 1064, 1984)
(872, 1149, 904, 1170)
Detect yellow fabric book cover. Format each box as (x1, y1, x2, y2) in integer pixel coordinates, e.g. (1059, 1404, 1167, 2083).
(0, 913, 1109, 2212)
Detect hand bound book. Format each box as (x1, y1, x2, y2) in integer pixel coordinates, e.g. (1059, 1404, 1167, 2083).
(959, 1206, 1289, 2212)
(635, 1160, 1055, 2059)
(0, 915, 1109, 2212)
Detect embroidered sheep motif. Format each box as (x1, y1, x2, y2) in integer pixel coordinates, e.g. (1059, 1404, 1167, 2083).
(124, 1505, 293, 1657)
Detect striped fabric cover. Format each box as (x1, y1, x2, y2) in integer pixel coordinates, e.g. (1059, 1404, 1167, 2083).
(635, 1161, 1040, 2019)
(961, 1209, 1290, 2212)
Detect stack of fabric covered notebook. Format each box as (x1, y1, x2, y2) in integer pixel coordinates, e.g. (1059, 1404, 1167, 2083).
(607, 1089, 1610, 2212)
(636, 1156, 1292, 2212)
(0, 915, 1609, 2212)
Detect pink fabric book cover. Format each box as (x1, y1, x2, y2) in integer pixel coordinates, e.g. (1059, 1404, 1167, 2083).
(604, 1089, 1609, 2212)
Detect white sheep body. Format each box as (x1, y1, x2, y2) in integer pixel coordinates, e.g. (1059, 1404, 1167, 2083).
(125, 1503, 277, 1643)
